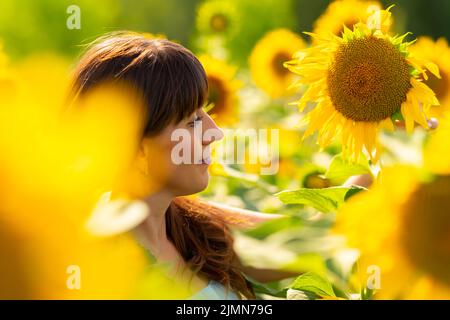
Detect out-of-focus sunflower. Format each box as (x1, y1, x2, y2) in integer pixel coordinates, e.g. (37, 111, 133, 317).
(199, 55, 240, 126)
(410, 37, 450, 116)
(196, 0, 239, 37)
(334, 163, 450, 299)
(313, 0, 391, 39)
(302, 171, 332, 189)
(424, 111, 450, 176)
(0, 55, 190, 298)
(0, 42, 7, 71)
(285, 7, 440, 162)
(0, 42, 14, 97)
(250, 29, 306, 98)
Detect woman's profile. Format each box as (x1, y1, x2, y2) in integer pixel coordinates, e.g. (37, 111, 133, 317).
(71, 32, 289, 300)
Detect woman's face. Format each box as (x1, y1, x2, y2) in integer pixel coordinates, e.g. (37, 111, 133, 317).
(143, 107, 224, 197)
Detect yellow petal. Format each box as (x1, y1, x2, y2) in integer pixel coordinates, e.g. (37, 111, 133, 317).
(379, 118, 394, 131)
(411, 78, 440, 106)
(302, 102, 326, 138)
(424, 61, 441, 79)
(401, 101, 415, 133)
(410, 98, 429, 129)
(407, 57, 428, 80)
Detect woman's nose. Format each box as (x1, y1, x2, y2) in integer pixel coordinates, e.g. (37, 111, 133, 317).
(202, 116, 224, 145)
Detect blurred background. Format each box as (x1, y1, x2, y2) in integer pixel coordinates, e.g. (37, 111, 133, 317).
(0, 0, 449, 300)
(1, 0, 449, 60)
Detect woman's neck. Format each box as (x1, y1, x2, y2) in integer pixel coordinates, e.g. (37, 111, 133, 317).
(133, 190, 173, 257)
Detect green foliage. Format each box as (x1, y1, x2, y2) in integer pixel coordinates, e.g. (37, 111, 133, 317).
(2, 0, 447, 301)
(325, 154, 372, 184)
(289, 272, 336, 298)
(244, 274, 288, 298)
(225, 0, 297, 66)
(0, 0, 120, 58)
(0, 0, 201, 59)
(1, 0, 448, 60)
(276, 186, 364, 213)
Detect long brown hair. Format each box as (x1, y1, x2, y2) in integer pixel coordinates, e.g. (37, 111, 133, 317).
(71, 32, 254, 299)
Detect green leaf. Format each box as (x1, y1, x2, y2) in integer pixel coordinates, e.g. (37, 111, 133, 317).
(361, 286, 375, 300)
(290, 272, 336, 298)
(282, 253, 327, 276)
(244, 274, 288, 298)
(344, 186, 366, 201)
(275, 187, 354, 213)
(324, 154, 372, 184)
(243, 216, 302, 240)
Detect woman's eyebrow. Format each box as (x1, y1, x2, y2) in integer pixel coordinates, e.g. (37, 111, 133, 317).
(186, 112, 198, 121)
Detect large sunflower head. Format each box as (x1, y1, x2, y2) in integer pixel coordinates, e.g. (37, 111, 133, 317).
(285, 7, 440, 162)
(199, 55, 241, 126)
(196, 0, 239, 37)
(313, 0, 391, 39)
(410, 37, 450, 116)
(249, 29, 306, 98)
(334, 165, 450, 299)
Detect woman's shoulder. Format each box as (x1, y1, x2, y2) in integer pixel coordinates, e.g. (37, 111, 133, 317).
(189, 280, 240, 300)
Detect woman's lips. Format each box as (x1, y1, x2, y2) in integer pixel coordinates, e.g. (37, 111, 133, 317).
(201, 157, 211, 165)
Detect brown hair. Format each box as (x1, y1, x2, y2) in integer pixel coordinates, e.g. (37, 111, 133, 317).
(71, 32, 254, 299)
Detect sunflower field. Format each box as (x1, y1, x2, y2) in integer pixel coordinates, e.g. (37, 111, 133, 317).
(0, 0, 450, 300)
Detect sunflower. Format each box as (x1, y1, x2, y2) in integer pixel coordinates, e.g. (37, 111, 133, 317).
(313, 0, 391, 39)
(302, 171, 332, 189)
(424, 111, 450, 176)
(0, 42, 7, 70)
(410, 37, 450, 116)
(250, 29, 306, 98)
(196, 0, 239, 37)
(0, 42, 14, 97)
(199, 55, 240, 126)
(285, 7, 440, 162)
(334, 163, 450, 299)
(0, 63, 190, 298)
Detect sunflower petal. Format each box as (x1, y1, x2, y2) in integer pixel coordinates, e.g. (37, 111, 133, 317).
(424, 61, 441, 79)
(410, 98, 429, 129)
(380, 118, 394, 131)
(401, 101, 415, 133)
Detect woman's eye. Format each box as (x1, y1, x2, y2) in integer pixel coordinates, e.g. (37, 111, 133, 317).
(189, 115, 203, 127)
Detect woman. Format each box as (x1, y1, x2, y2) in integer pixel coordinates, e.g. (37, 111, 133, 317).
(71, 32, 290, 300)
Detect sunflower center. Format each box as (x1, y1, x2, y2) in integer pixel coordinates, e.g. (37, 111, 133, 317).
(210, 13, 228, 32)
(208, 76, 227, 114)
(328, 36, 412, 122)
(402, 175, 450, 286)
(272, 52, 291, 77)
(423, 68, 449, 102)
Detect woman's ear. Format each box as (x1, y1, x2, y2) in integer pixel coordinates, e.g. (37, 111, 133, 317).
(135, 139, 150, 176)
(134, 137, 170, 184)
(118, 138, 162, 198)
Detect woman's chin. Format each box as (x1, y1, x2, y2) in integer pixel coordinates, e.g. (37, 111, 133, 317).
(194, 172, 210, 193)
(173, 173, 210, 196)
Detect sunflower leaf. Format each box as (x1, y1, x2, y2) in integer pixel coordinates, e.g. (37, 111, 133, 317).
(275, 186, 356, 213)
(391, 32, 412, 45)
(244, 274, 288, 298)
(289, 272, 336, 298)
(324, 154, 371, 184)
